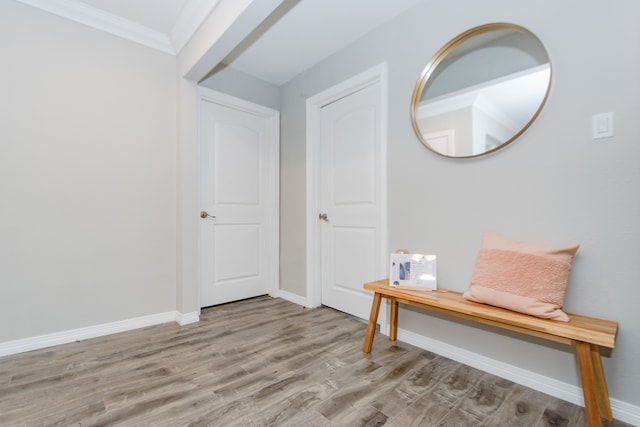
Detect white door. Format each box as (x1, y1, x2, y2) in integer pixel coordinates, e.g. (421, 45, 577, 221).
(199, 88, 279, 308)
(316, 77, 386, 320)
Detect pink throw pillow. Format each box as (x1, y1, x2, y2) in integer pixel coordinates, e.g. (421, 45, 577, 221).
(463, 232, 579, 322)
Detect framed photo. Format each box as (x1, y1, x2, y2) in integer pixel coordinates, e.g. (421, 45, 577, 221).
(389, 253, 437, 290)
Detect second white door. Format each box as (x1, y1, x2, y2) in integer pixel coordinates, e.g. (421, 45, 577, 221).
(318, 80, 386, 320)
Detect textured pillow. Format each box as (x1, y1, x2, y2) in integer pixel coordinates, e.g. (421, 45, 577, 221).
(463, 232, 579, 322)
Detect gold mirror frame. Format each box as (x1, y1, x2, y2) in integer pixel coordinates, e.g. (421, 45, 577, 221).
(411, 23, 552, 158)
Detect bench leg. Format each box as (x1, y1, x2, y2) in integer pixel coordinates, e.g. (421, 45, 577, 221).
(389, 298, 398, 342)
(363, 292, 382, 353)
(575, 341, 612, 427)
(591, 344, 613, 421)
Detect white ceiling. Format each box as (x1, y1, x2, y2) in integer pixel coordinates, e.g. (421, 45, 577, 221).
(19, 0, 424, 86)
(221, 0, 424, 85)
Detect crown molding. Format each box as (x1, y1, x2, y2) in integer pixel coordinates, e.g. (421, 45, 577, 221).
(15, 0, 176, 54)
(170, 0, 222, 54)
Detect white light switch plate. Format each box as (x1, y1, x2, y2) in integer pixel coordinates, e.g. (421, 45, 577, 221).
(592, 112, 614, 139)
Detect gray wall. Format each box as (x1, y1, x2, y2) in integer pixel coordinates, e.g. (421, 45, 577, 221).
(0, 2, 178, 340)
(278, 0, 639, 407)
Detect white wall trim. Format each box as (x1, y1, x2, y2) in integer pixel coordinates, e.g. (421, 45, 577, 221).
(610, 400, 640, 427)
(393, 326, 640, 426)
(175, 311, 200, 326)
(275, 290, 313, 308)
(170, 0, 222, 54)
(0, 311, 197, 358)
(14, 0, 221, 55)
(15, 0, 173, 53)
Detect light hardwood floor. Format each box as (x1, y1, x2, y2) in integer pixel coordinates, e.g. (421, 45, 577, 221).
(0, 296, 632, 426)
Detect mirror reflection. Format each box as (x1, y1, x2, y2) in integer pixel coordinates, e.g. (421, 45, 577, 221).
(411, 23, 551, 158)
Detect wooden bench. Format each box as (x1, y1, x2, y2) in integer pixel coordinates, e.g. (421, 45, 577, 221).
(362, 279, 618, 427)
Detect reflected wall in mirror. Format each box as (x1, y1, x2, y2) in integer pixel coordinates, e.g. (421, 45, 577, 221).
(411, 23, 551, 158)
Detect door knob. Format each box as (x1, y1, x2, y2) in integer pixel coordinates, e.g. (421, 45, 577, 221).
(200, 211, 216, 219)
(319, 213, 329, 222)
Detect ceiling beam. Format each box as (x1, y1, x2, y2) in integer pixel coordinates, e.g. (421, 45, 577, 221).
(181, 0, 288, 82)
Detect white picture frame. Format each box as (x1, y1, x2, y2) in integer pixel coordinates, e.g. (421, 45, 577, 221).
(389, 253, 437, 290)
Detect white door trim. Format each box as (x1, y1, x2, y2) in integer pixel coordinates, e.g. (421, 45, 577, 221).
(197, 87, 280, 308)
(305, 63, 388, 309)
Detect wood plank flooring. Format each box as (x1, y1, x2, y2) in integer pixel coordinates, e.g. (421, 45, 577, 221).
(0, 296, 632, 426)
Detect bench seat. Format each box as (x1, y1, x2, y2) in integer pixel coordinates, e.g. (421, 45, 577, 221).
(362, 279, 618, 427)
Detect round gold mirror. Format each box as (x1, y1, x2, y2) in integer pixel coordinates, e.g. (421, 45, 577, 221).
(411, 23, 551, 158)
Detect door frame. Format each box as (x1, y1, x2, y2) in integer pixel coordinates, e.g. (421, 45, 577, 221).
(305, 63, 388, 310)
(197, 86, 280, 309)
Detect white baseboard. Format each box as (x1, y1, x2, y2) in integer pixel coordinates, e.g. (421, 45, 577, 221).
(175, 311, 200, 326)
(612, 400, 640, 427)
(393, 326, 640, 426)
(0, 311, 196, 357)
(273, 289, 313, 308)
